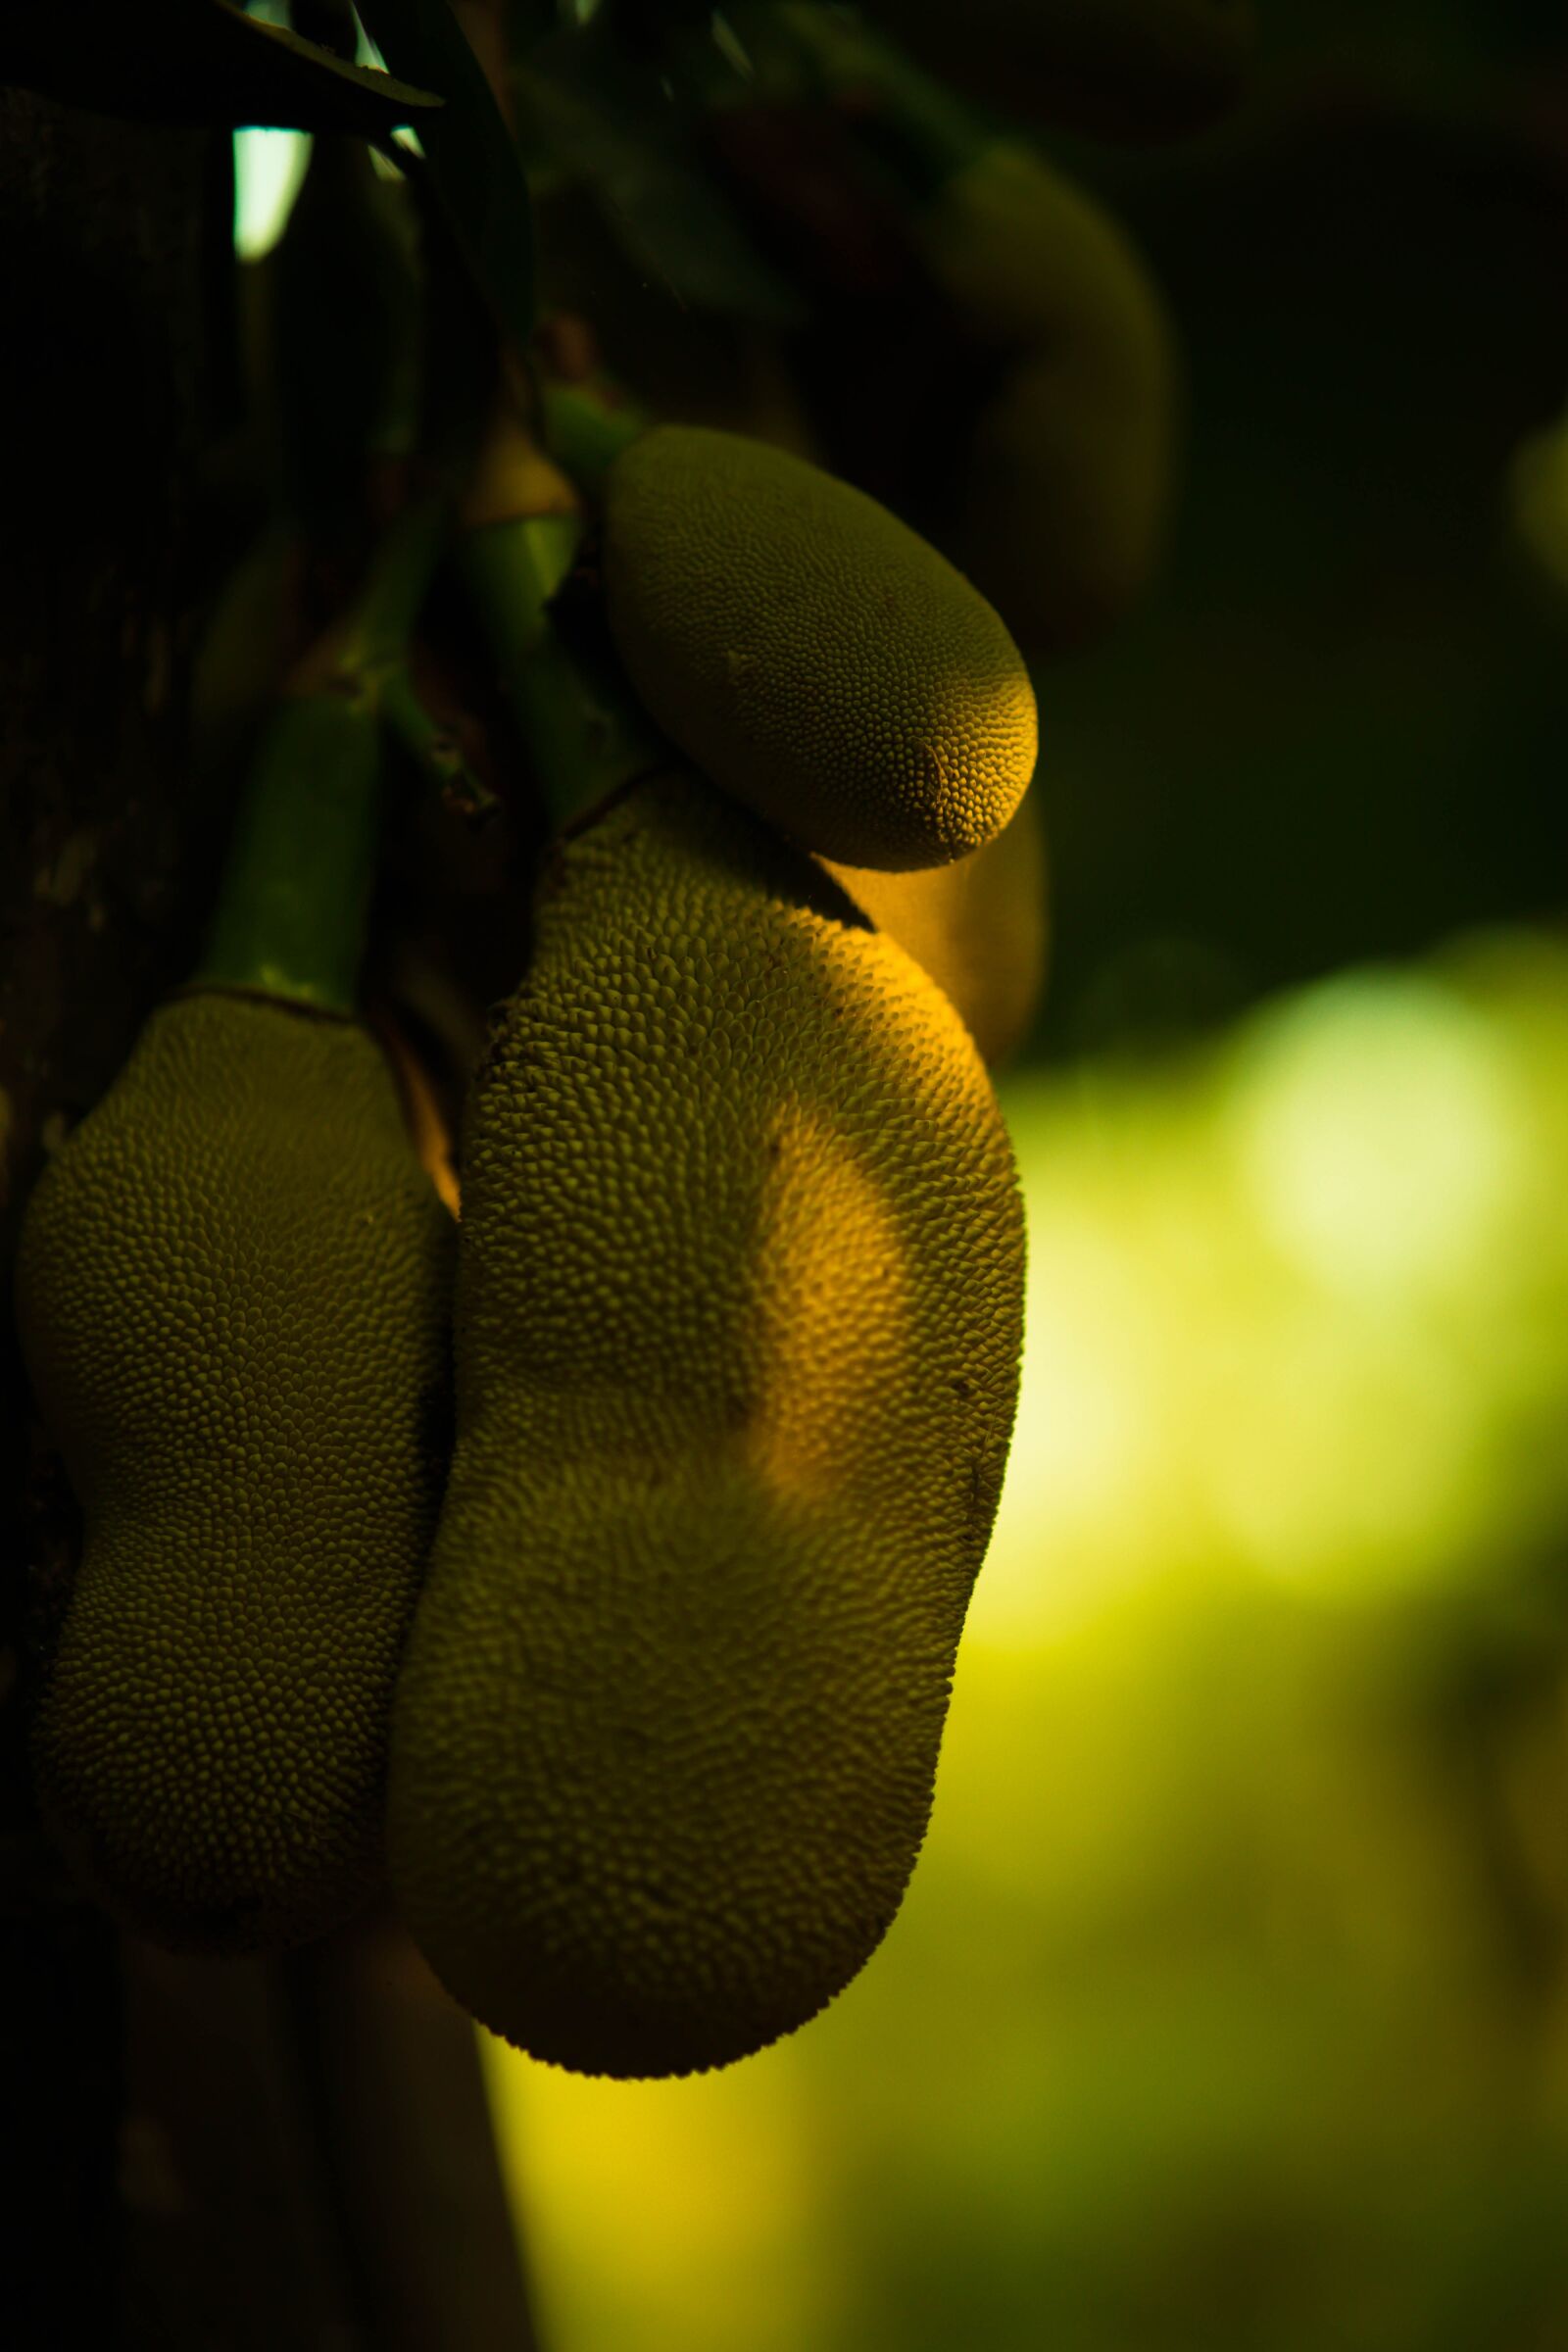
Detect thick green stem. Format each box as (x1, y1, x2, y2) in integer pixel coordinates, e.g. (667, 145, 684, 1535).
(340, 492, 453, 674)
(538, 382, 647, 501)
(380, 661, 499, 820)
(460, 513, 663, 834)
(193, 689, 381, 1013)
(194, 494, 455, 1012)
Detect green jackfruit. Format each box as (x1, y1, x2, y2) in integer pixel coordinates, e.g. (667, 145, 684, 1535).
(920, 144, 1176, 650)
(387, 766, 1025, 2077)
(16, 989, 454, 1952)
(601, 425, 1037, 871)
(824, 785, 1049, 1067)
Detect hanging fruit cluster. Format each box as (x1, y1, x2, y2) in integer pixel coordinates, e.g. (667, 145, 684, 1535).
(5, 0, 1252, 2077)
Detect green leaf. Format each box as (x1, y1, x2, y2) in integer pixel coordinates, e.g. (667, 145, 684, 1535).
(0, 0, 444, 131)
(354, 0, 536, 359)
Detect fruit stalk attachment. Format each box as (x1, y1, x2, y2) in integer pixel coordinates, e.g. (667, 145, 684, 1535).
(195, 493, 453, 1011)
(456, 413, 666, 834)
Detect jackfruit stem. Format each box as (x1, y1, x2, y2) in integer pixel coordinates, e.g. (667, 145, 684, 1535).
(339, 493, 451, 676)
(539, 381, 647, 500)
(460, 513, 664, 833)
(380, 661, 500, 821)
(194, 689, 381, 1014)
(194, 493, 452, 1013)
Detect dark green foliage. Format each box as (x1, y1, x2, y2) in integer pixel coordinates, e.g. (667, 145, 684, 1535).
(357, 0, 537, 356)
(0, 0, 441, 129)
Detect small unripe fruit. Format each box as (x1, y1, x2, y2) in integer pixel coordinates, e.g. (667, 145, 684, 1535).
(602, 425, 1038, 869)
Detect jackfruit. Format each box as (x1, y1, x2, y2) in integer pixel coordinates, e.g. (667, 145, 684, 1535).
(601, 425, 1037, 870)
(16, 989, 455, 1952)
(387, 765, 1025, 2077)
(824, 785, 1049, 1067)
(920, 143, 1176, 650)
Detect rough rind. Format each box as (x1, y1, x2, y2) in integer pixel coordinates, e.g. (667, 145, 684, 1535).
(15, 991, 456, 1952)
(388, 768, 1025, 2077)
(602, 426, 1037, 871)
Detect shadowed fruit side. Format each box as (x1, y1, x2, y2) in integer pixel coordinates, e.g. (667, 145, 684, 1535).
(918, 143, 1177, 651)
(16, 990, 455, 1951)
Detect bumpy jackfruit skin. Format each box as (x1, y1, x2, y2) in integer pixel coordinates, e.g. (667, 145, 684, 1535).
(824, 785, 1049, 1068)
(15, 990, 455, 1953)
(387, 767, 1025, 2078)
(921, 145, 1177, 651)
(601, 426, 1037, 872)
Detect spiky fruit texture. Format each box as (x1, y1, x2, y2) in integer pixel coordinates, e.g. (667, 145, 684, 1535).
(15, 990, 454, 1952)
(601, 425, 1037, 871)
(388, 768, 1025, 2077)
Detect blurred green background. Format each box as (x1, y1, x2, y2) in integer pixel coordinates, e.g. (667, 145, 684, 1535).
(452, 4, 1568, 2346)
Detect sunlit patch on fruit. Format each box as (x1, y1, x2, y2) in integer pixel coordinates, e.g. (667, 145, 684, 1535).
(748, 1104, 910, 1507)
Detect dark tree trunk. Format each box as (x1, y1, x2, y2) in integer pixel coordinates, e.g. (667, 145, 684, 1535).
(0, 82, 217, 2348)
(0, 86, 536, 2352)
